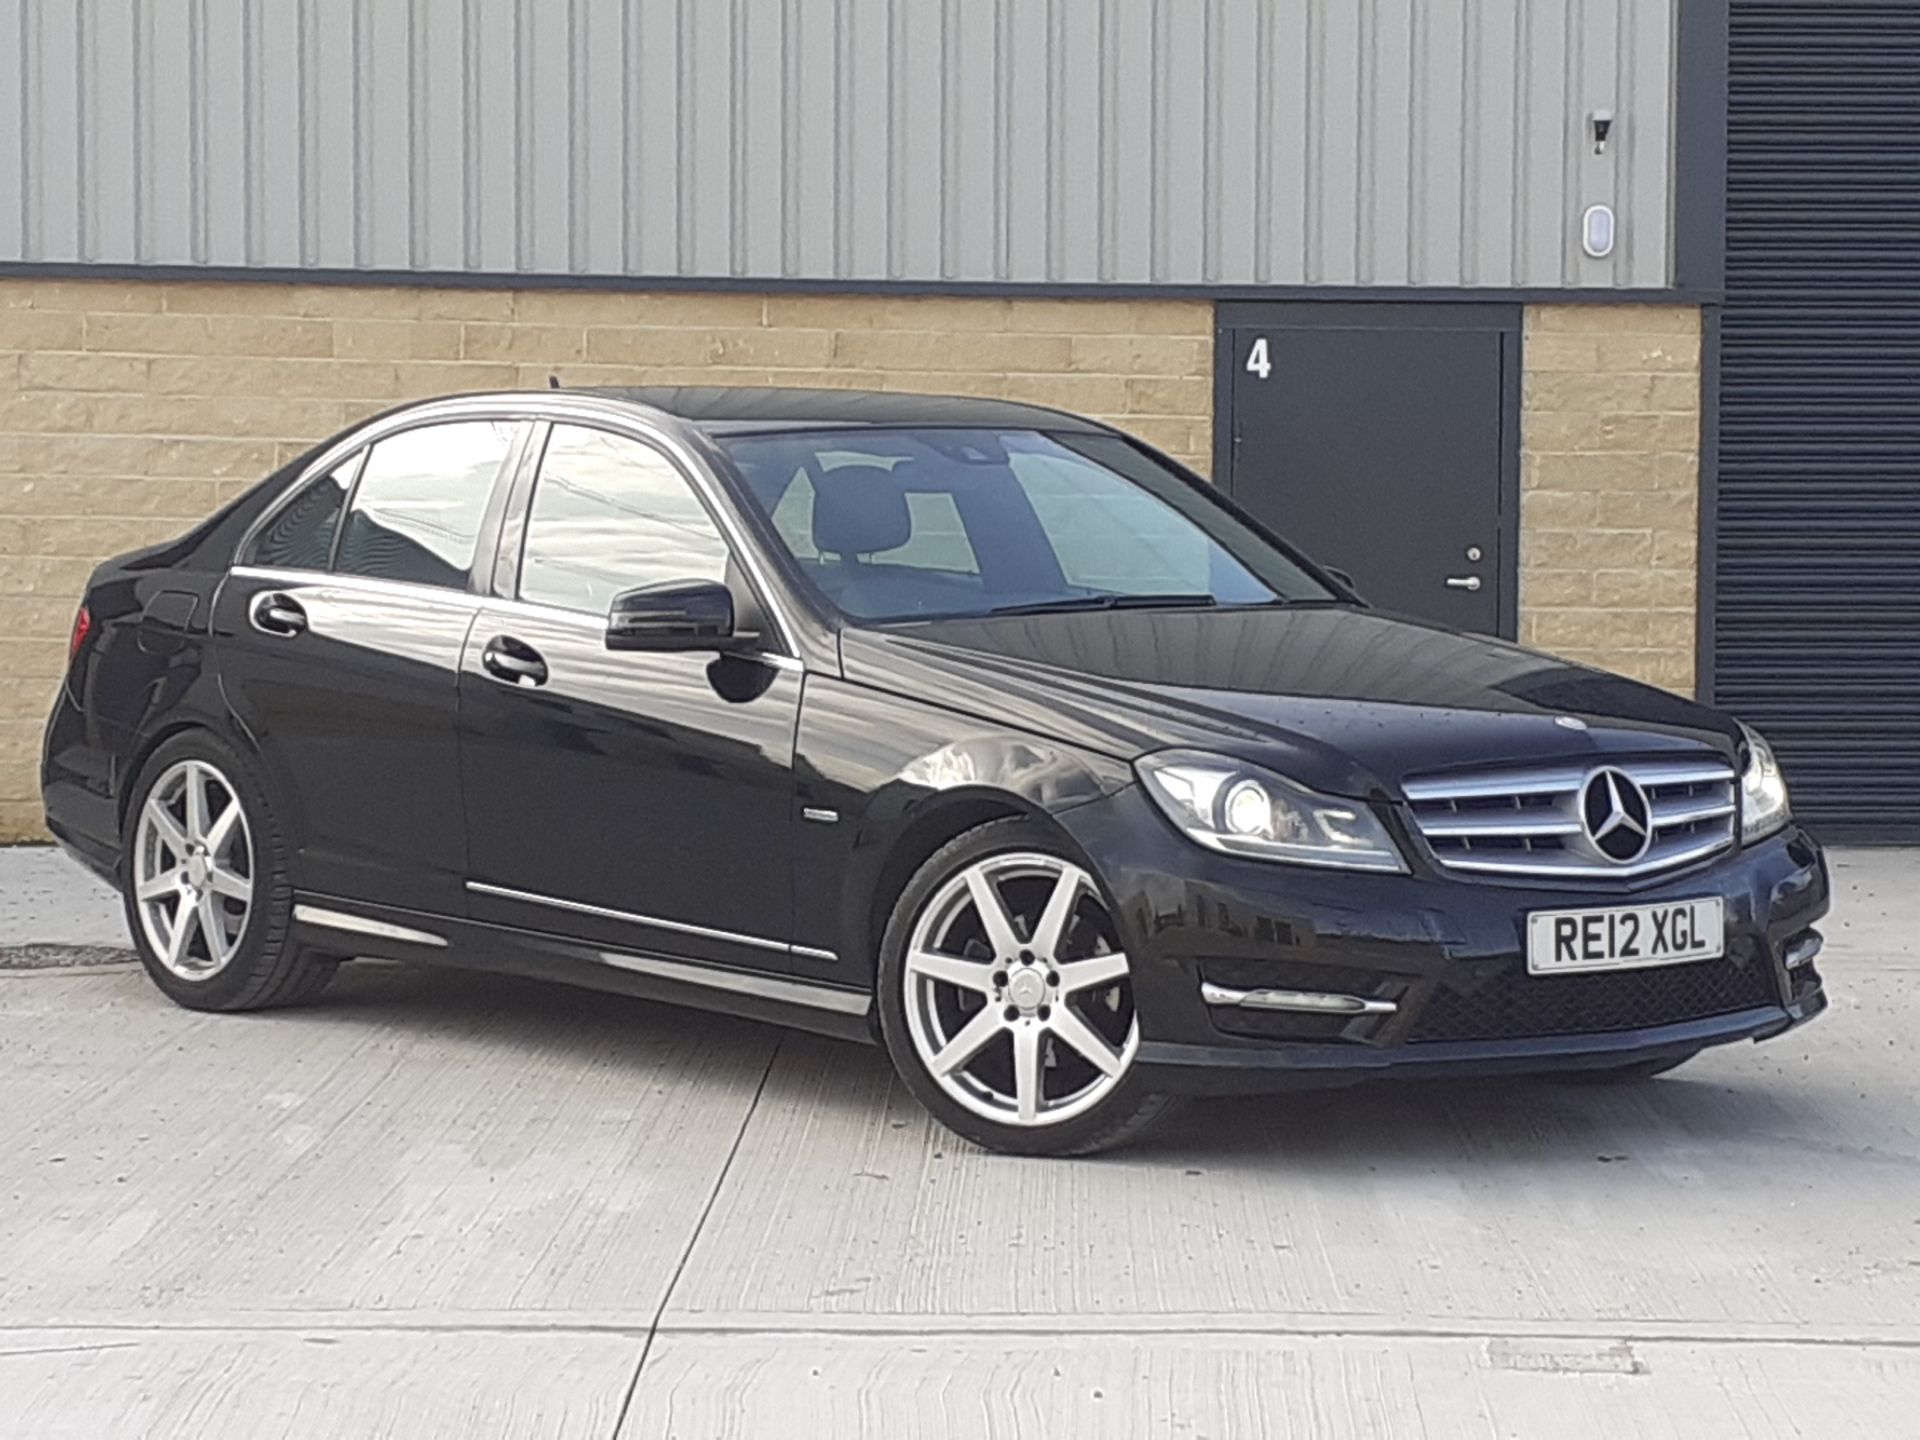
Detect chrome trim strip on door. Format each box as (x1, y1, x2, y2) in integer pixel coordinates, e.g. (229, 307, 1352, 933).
(598, 950, 869, 1015)
(790, 944, 839, 963)
(292, 904, 449, 948)
(466, 880, 835, 961)
(1198, 981, 1398, 1017)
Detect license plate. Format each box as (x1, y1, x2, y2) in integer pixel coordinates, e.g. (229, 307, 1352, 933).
(1526, 898, 1725, 975)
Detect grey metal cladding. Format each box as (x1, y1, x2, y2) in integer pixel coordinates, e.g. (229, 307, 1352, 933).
(2, 0, 1674, 290)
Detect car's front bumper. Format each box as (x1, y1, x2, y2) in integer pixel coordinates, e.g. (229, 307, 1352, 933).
(1057, 787, 1830, 1096)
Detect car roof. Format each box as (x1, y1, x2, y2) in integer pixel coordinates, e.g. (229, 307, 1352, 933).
(575, 385, 1109, 437)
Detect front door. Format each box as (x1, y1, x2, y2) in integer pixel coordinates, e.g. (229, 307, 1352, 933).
(459, 421, 802, 972)
(1223, 307, 1517, 636)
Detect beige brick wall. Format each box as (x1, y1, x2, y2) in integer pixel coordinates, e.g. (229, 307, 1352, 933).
(1519, 304, 1703, 696)
(0, 277, 1213, 841)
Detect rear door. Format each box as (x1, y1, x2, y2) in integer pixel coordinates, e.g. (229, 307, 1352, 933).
(458, 421, 803, 972)
(216, 417, 526, 914)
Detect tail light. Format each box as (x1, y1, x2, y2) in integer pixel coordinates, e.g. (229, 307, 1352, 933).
(68, 602, 93, 665)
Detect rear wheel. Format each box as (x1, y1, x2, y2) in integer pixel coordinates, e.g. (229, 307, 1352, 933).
(122, 732, 337, 1012)
(877, 818, 1174, 1156)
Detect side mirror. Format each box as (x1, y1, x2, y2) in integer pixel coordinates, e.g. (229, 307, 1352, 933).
(606, 579, 744, 652)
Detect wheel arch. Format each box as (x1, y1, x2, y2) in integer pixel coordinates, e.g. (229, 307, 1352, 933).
(849, 785, 1110, 1000)
(116, 707, 287, 857)
(118, 720, 224, 833)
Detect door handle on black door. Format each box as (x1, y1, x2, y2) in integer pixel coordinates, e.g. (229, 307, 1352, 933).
(481, 636, 549, 687)
(250, 592, 308, 637)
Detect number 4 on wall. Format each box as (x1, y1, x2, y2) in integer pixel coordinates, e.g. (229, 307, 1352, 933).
(1245, 336, 1272, 381)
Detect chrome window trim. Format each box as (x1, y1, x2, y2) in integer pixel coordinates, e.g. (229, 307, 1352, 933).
(292, 904, 449, 948)
(467, 880, 835, 962)
(229, 392, 806, 661)
(598, 950, 868, 1015)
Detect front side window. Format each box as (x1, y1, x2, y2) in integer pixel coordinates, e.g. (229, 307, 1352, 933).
(335, 420, 517, 589)
(517, 424, 731, 615)
(250, 452, 360, 569)
(722, 428, 1334, 622)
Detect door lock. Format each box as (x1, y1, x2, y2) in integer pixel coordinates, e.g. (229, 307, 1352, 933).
(1445, 576, 1483, 592)
(1466, 545, 1483, 562)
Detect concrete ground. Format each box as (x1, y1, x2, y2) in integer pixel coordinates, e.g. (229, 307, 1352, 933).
(1, 845, 1915, 1439)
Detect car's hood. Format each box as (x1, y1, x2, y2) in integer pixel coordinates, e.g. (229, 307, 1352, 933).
(838, 605, 1744, 799)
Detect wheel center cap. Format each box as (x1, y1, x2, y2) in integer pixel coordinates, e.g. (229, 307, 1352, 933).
(185, 851, 210, 889)
(1007, 969, 1046, 1011)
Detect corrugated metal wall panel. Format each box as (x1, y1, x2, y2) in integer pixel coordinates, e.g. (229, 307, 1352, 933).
(1714, 1, 1920, 842)
(2, 0, 1675, 288)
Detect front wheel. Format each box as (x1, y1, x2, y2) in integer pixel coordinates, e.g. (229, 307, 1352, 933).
(876, 818, 1175, 1156)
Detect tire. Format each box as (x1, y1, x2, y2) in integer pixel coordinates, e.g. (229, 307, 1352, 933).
(1559, 1050, 1700, 1085)
(120, 730, 339, 1012)
(876, 816, 1176, 1156)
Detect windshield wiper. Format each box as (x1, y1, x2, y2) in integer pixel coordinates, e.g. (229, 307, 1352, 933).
(981, 593, 1222, 618)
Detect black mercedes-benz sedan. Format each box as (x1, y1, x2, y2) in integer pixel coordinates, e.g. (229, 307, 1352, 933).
(42, 387, 1829, 1155)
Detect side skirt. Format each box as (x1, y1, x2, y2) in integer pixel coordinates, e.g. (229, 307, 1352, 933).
(289, 893, 876, 1046)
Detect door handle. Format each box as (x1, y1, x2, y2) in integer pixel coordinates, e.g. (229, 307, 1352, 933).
(481, 636, 549, 687)
(1445, 576, 1484, 593)
(250, 592, 308, 637)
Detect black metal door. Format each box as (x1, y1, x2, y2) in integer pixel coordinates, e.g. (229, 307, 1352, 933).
(1713, 2, 1920, 841)
(1221, 309, 1517, 637)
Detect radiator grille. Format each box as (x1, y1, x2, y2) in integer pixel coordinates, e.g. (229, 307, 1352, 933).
(1404, 757, 1738, 881)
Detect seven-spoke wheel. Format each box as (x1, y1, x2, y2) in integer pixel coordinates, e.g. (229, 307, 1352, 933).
(904, 852, 1137, 1126)
(121, 732, 336, 1011)
(132, 758, 254, 979)
(880, 819, 1172, 1155)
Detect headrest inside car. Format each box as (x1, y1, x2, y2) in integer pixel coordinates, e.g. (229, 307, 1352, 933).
(811, 465, 911, 558)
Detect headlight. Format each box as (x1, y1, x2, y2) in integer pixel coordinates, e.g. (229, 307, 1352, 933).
(1135, 750, 1407, 872)
(1739, 723, 1791, 844)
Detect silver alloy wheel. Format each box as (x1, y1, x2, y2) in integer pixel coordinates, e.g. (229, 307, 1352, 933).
(132, 758, 255, 980)
(903, 852, 1139, 1128)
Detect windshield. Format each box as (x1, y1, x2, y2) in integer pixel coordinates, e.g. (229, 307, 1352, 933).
(719, 428, 1337, 624)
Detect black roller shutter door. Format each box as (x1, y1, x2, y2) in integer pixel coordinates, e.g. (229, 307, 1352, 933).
(1715, 1, 1920, 842)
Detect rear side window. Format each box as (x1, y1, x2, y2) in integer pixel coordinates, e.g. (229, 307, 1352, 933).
(249, 454, 359, 570)
(517, 424, 731, 614)
(335, 421, 517, 589)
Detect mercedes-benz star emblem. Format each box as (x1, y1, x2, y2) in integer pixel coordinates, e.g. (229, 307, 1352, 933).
(1581, 768, 1654, 864)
